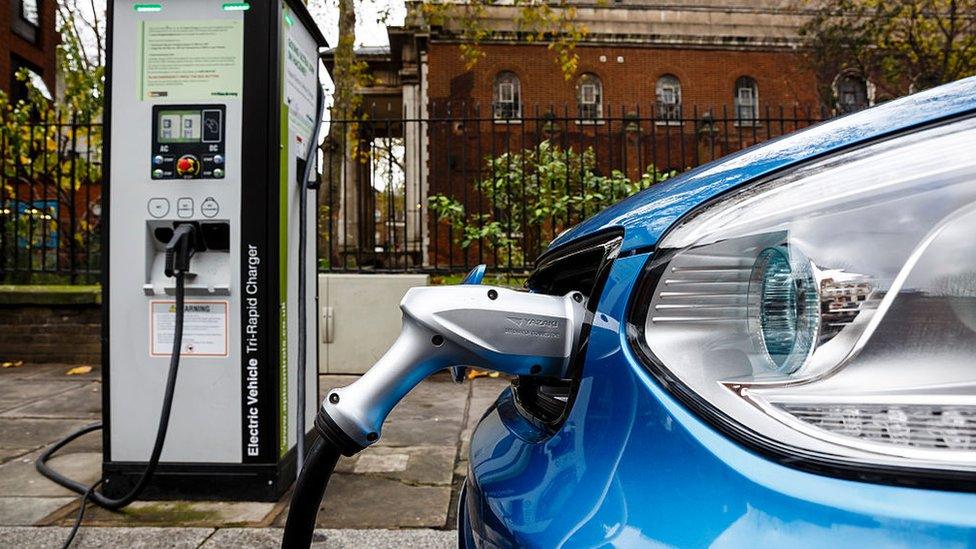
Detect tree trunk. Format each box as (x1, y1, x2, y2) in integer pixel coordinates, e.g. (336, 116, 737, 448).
(319, 0, 358, 267)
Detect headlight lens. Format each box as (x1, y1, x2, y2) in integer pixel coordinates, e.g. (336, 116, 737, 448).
(635, 117, 976, 474)
(748, 245, 819, 374)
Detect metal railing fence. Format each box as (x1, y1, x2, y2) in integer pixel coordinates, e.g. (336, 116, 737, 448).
(0, 103, 830, 283)
(321, 102, 826, 275)
(0, 111, 102, 284)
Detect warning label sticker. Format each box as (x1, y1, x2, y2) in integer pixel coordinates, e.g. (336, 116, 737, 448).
(151, 301, 229, 357)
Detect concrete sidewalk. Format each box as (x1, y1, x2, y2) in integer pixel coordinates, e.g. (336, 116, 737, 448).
(0, 362, 508, 547)
(0, 527, 456, 548)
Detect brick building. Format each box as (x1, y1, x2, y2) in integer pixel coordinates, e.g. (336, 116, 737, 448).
(421, 4, 822, 116)
(429, 43, 818, 117)
(324, 1, 872, 271)
(1, 0, 57, 101)
(361, 0, 870, 119)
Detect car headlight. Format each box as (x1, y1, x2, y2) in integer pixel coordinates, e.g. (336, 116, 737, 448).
(631, 117, 976, 479)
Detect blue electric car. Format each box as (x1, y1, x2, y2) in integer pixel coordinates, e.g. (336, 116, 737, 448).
(459, 77, 976, 547)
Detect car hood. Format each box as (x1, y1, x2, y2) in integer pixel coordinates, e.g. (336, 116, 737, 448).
(547, 77, 976, 255)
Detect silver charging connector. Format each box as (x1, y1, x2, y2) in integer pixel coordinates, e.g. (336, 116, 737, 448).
(317, 285, 586, 454)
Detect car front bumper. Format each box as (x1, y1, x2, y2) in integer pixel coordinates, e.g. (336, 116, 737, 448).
(462, 253, 976, 548)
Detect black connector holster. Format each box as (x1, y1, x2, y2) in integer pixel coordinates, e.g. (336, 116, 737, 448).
(164, 224, 201, 278)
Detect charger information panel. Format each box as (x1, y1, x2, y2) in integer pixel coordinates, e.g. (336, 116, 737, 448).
(150, 104, 226, 180)
(138, 20, 244, 102)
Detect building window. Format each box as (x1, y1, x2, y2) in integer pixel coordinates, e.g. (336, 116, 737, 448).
(21, 0, 40, 26)
(836, 73, 870, 113)
(577, 73, 603, 121)
(493, 71, 521, 120)
(734, 76, 759, 125)
(11, 0, 39, 43)
(9, 55, 44, 104)
(656, 74, 682, 123)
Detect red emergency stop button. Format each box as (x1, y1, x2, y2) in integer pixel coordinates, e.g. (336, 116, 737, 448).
(176, 155, 200, 177)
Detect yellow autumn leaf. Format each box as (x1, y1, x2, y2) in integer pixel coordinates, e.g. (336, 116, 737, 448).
(2, 361, 24, 368)
(66, 365, 93, 375)
(466, 369, 501, 380)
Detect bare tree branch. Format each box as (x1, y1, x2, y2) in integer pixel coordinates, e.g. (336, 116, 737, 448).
(802, 0, 976, 105)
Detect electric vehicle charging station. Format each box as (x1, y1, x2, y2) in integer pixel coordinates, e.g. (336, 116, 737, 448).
(100, 0, 326, 500)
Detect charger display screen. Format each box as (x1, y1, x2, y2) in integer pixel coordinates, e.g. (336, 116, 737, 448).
(151, 104, 226, 180)
(157, 108, 222, 144)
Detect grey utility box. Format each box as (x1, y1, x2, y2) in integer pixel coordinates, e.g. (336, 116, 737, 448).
(318, 274, 430, 374)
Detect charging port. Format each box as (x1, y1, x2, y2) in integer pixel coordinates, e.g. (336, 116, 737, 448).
(154, 222, 207, 252)
(153, 222, 229, 252)
(200, 222, 230, 251)
(146, 220, 232, 296)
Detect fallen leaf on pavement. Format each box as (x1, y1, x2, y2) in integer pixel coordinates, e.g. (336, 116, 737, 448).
(467, 369, 501, 380)
(66, 365, 93, 375)
(2, 361, 24, 369)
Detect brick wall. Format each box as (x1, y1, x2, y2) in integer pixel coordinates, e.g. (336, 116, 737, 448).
(0, 290, 100, 365)
(426, 42, 819, 112)
(0, 0, 59, 97)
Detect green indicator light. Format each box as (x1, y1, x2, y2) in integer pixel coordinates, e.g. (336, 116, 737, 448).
(222, 2, 251, 10)
(284, 13, 294, 26)
(133, 3, 162, 12)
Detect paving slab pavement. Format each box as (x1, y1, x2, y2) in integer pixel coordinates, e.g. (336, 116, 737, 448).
(70, 500, 278, 528)
(334, 445, 456, 485)
(0, 363, 511, 538)
(0, 418, 92, 450)
(1, 383, 102, 419)
(0, 497, 76, 527)
(0, 449, 31, 464)
(0, 363, 100, 382)
(0, 526, 215, 548)
(290, 473, 453, 529)
(0, 450, 101, 497)
(0, 380, 87, 412)
(202, 527, 455, 548)
(0, 527, 456, 548)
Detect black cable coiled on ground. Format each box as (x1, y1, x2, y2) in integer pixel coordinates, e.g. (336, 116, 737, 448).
(35, 273, 188, 548)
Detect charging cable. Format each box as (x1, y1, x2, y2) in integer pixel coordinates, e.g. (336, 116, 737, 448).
(36, 224, 199, 548)
(295, 86, 325, 471)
